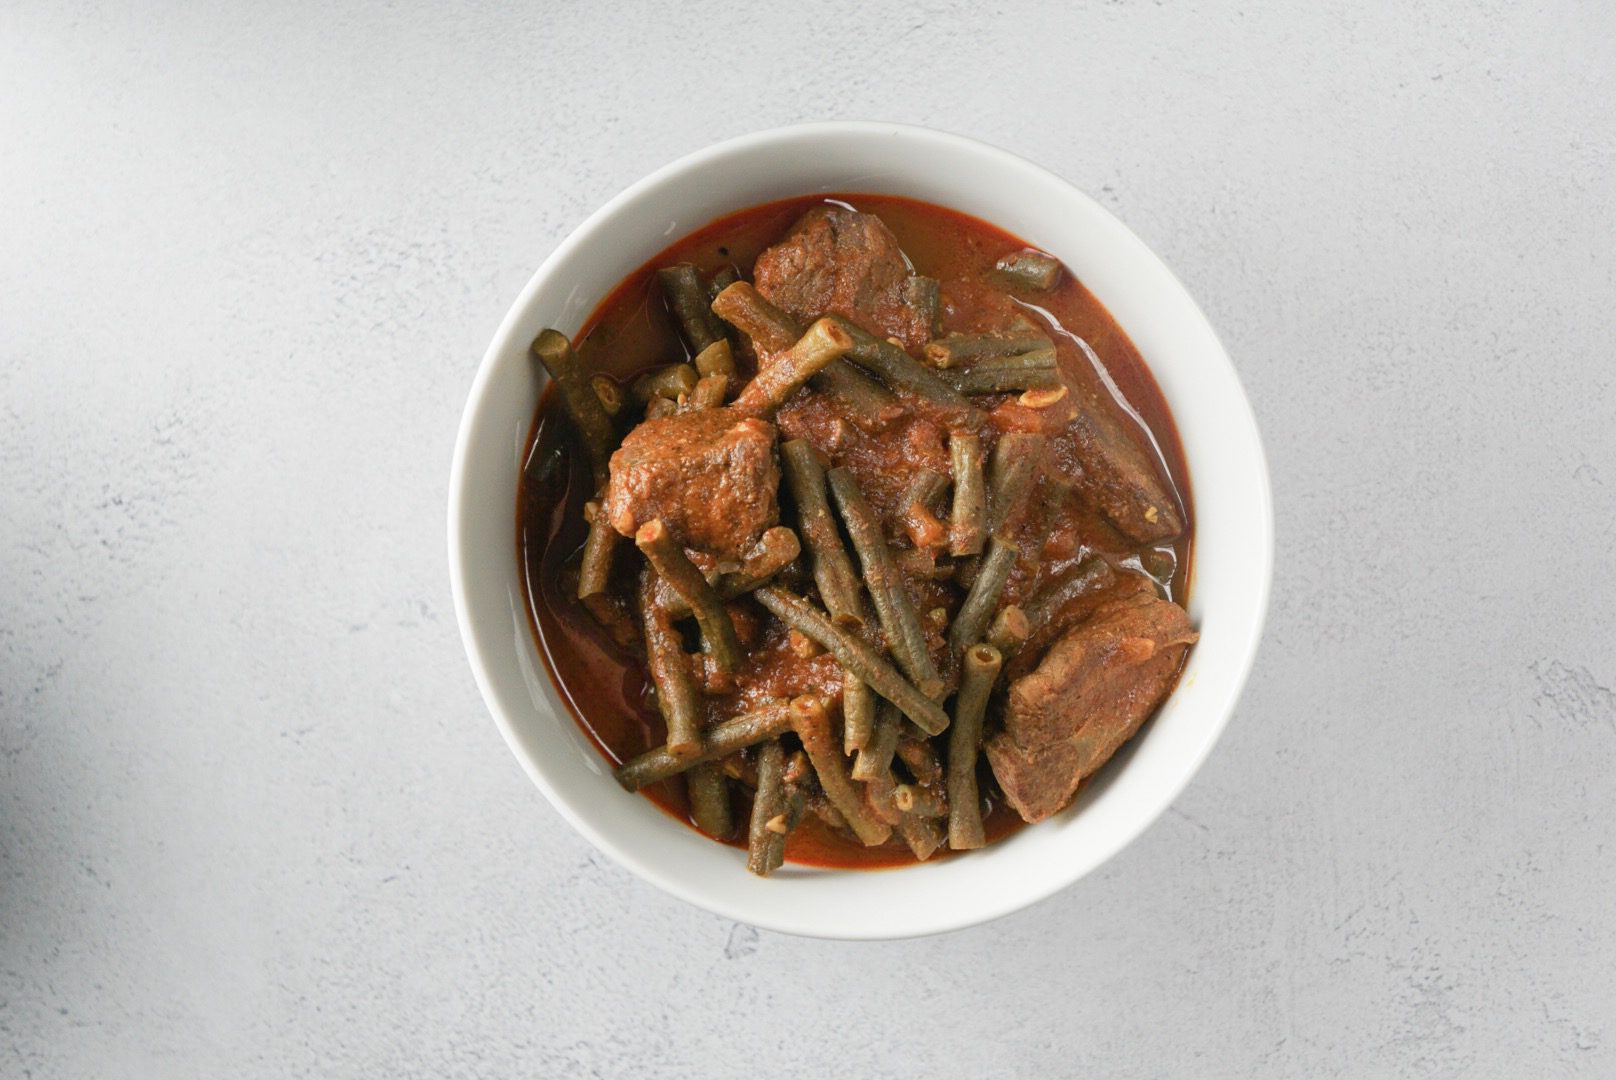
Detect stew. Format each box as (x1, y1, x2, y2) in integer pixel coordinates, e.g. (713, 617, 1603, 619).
(518, 195, 1196, 875)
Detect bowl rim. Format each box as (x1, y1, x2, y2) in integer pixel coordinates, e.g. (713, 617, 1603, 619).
(448, 120, 1273, 939)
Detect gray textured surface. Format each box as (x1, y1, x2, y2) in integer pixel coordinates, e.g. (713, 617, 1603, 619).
(3, 2, 1614, 1076)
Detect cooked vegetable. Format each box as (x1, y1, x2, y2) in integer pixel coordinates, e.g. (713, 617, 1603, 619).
(852, 704, 901, 782)
(923, 330, 1053, 368)
(589, 374, 624, 417)
(779, 440, 864, 625)
(754, 587, 950, 736)
(530, 329, 616, 485)
(899, 468, 951, 549)
(986, 604, 1031, 654)
(1021, 555, 1115, 632)
(706, 265, 740, 303)
(826, 467, 944, 699)
(791, 696, 892, 846)
(826, 315, 976, 414)
(896, 814, 946, 861)
(687, 761, 734, 838)
(657, 526, 800, 618)
(732, 318, 854, 418)
(948, 432, 986, 557)
(949, 538, 1021, 653)
(842, 673, 875, 755)
(614, 699, 798, 790)
(692, 338, 736, 380)
(746, 740, 788, 876)
(637, 570, 704, 761)
(943, 364, 1062, 395)
(630, 363, 700, 405)
(688, 374, 729, 409)
(658, 264, 726, 353)
(577, 501, 618, 602)
(948, 643, 1003, 849)
(894, 782, 946, 818)
(635, 518, 742, 673)
(991, 249, 1063, 291)
(987, 433, 1046, 538)
(711, 280, 799, 351)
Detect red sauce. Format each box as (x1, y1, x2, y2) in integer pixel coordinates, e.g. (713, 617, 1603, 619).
(517, 194, 1193, 870)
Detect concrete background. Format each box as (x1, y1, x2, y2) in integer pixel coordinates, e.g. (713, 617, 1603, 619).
(3, 2, 1613, 1076)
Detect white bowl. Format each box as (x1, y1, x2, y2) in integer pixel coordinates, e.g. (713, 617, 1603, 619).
(448, 122, 1272, 939)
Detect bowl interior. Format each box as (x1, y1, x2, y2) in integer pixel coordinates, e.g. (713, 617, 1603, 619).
(449, 123, 1271, 939)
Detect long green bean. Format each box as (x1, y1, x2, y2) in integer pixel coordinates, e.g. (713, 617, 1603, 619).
(943, 365, 1062, 395)
(987, 432, 1046, 539)
(692, 338, 736, 380)
(638, 571, 703, 760)
(530, 329, 616, 485)
(991, 250, 1063, 291)
(779, 440, 863, 625)
(732, 318, 853, 418)
(948, 643, 1003, 849)
(948, 538, 1021, 653)
(635, 519, 742, 672)
(746, 740, 788, 876)
(897, 813, 946, 861)
(948, 432, 986, 557)
(842, 673, 875, 755)
(589, 374, 623, 417)
(852, 703, 901, 781)
(791, 696, 892, 846)
(576, 501, 617, 602)
(923, 330, 1053, 368)
(659, 526, 800, 618)
(630, 363, 699, 405)
(658, 264, 725, 353)
(687, 761, 733, 838)
(710, 281, 799, 351)
(754, 587, 950, 735)
(826, 467, 944, 699)
(826, 315, 976, 414)
(613, 699, 798, 790)
(986, 604, 1030, 655)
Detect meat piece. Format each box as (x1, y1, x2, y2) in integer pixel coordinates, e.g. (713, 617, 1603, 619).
(1050, 384, 1184, 544)
(603, 409, 779, 560)
(985, 591, 1198, 822)
(753, 207, 934, 353)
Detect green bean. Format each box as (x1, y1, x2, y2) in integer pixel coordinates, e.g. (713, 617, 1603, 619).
(530, 329, 615, 486)
(986, 604, 1030, 655)
(637, 571, 703, 761)
(905, 275, 941, 338)
(688, 373, 729, 409)
(691, 338, 736, 380)
(894, 783, 947, 819)
(826, 315, 976, 414)
(943, 365, 1063, 395)
(643, 396, 677, 420)
(576, 500, 617, 602)
(589, 374, 624, 417)
(791, 696, 892, 846)
(987, 432, 1046, 539)
(659, 526, 800, 617)
(923, 331, 1054, 368)
(852, 703, 901, 781)
(897, 813, 946, 861)
(710, 281, 799, 352)
(635, 519, 742, 672)
(842, 673, 875, 755)
(863, 770, 904, 827)
(746, 740, 788, 876)
(687, 762, 733, 838)
(814, 358, 902, 423)
(991, 249, 1063, 291)
(948, 433, 986, 557)
(706, 265, 740, 304)
(732, 318, 853, 418)
(630, 363, 699, 405)
(779, 440, 863, 626)
(658, 264, 725, 353)
(948, 643, 1003, 849)
(614, 699, 798, 790)
(895, 729, 945, 790)
(948, 538, 1021, 653)
(826, 467, 944, 699)
(754, 587, 950, 735)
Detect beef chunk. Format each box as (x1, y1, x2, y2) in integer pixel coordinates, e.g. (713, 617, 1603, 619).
(985, 591, 1198, 822)
(753, 207, 934, 353)
(603, 409, 779, 560)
